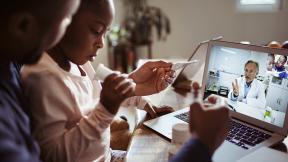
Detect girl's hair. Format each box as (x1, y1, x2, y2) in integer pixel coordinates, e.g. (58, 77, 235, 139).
(282, 41, 288, 49)
(80, 0, 109, 12)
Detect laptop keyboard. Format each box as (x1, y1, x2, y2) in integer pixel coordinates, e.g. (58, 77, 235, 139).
(227, 120, 271, 149)
(175, 112, 190, 123)
(174, 112, 271, 150)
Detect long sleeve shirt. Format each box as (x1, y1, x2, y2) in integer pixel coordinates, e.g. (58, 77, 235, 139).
(21, 53, 148, 162)
(228, 77, 266, 109)
(229, 81, 252, 103)
(169, 138, 211, 162)
(0, 62, 41, 162)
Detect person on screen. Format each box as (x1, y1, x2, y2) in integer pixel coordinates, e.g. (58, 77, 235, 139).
(266, 54, 275, 71)
(277, 41, 288, 79)
(282, 40, 288, 49)
(228, 60, 266, 109)
(273, 55, 287, 72)
(266, 41, 281, 71)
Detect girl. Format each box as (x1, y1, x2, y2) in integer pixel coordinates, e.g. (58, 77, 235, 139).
(21, 0, 174, 161)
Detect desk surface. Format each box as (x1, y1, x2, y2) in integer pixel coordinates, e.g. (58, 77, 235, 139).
(126, 120, 288, 162)
(227, 98, 285, 127)
(125, 90, 288, 162)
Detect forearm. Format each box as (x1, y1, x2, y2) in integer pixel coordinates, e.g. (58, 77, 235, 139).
(169, 138, 212, 162)
(38, 104, 114, 162)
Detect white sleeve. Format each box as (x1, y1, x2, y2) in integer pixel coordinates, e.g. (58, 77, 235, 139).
(22, 72, 113, 162)
(228, 90, 238, 101)
(121, 96, 150, 110)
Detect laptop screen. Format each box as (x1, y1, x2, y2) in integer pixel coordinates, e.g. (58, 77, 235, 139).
(204, 43, 288, 128)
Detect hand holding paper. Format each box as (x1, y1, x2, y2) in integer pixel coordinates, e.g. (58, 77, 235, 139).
(171, 60, 198, 71)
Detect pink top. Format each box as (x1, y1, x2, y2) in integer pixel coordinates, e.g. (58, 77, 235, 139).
(21, 53, 148, 162)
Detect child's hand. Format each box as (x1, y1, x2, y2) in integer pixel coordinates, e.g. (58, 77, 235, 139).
(100, 73, 135, 115)
(129, 61, 175, 96)
(144, 103, 174, 118)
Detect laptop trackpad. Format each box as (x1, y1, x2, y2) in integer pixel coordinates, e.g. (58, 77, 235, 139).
(213, 141, 247, 162)
(236, 147, 288, 162)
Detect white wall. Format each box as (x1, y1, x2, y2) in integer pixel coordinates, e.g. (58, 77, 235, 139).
(91, 0, 288, 69)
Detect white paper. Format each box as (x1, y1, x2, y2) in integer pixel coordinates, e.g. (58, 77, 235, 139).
(171, 60, 198, 70)
(94, 63, 114, 81)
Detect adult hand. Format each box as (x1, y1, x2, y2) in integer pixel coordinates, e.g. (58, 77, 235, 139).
(144, 103, 174, 118)
(189, 82, 230, 156)
(100, 73, 135, 115)
(129, 61, 174, 96)
(232, 79, 239, 97)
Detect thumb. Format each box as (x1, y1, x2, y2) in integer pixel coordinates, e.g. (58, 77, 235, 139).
(189, 102, 203, 133)
(147, 61, 172, 69)
(144, 103, 157, 118)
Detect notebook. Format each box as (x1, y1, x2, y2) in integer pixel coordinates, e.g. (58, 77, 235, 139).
(144, 40, 288, 162)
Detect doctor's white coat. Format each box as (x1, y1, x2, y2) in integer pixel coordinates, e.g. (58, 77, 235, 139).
(228, 77, 266, 109)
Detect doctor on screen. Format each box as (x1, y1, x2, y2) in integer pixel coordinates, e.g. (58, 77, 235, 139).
(228, 60, 266, 109)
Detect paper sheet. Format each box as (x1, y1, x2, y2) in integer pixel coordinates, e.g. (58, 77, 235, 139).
(171, 60, 198, 71)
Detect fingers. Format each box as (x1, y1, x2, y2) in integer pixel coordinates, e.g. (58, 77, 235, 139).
(232, 81, 236, 90)
(189, 102, 203, 133)
(192, 82, 200, 91)
(146, 61, 172, 70)
(192, 82, 201, 100)
(235, 79, 238, 88)
(145, 105, 174, 118)
(155, 68, 170, 92)
(105, 73, 135, 97)
(144, 104, 157, 118)
(155, 106, 174, 115)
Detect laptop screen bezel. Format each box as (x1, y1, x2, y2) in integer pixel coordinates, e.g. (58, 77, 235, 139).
(202, 40, 288, 136)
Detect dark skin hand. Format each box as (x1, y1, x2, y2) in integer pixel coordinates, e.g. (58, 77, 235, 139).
(189, 82, 230, 155)
(100, 73, 135, 115)
(129, 61, 175, 96)
(144, 103, 174, 119)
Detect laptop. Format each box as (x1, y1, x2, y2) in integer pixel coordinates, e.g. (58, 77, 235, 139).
(147, 38, 214, 108)
(144, 40, 288, 162)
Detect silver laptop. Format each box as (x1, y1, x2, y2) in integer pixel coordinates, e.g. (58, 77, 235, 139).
(148, 38, 212, 108)
(144, 40, 288, 162)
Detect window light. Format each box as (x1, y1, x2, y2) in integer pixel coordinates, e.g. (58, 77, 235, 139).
(240, 0, 277, 5)
(236, 0, 282, 12)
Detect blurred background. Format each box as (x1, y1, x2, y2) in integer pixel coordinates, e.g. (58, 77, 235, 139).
(90, 0, 288, 72)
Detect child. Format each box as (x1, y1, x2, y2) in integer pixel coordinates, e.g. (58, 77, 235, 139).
(266, 41, 280, 71)
(266, 54, 275, 71)
(0, 0, 80, 161)
(21, 0, 174, 161)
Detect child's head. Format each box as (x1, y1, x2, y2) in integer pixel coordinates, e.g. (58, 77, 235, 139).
(267, 41, 281, 49)
(0, 0, 80, 64)
(51, 0, 115, 65)
(282, 41, 288, 49)
(267, 54, 275, 62)
(276, 55, 287, 67)
(266, 54, 275, 71)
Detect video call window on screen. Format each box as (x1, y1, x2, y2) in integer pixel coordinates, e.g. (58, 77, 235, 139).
(204, 45, 288, 127)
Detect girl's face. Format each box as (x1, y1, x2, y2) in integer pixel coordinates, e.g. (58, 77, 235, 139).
(59, 0, 115, 65)
(276, 56, 287, 67)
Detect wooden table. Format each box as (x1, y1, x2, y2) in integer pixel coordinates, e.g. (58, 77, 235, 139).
(125, 117, 288, 162)
(125, 89, 288, 162)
